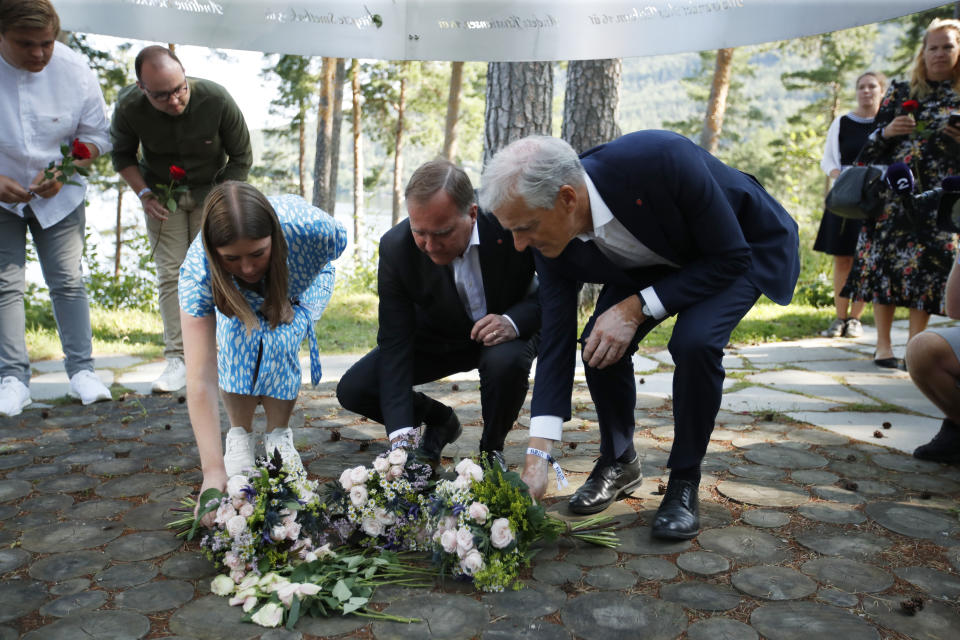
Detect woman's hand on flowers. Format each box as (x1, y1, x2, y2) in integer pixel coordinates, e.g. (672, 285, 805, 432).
(882, 115, 916, 139)
(0, 175, 31, 204)
(195, 469, 228, 528)
(140, 193, 170, 221)
(28, 169, 63, 199)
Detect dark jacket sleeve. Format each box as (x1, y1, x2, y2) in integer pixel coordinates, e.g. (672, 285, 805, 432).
(528, 252, 577, 420)
(109, 93, 141, 173)
(217, 90, 252, 182)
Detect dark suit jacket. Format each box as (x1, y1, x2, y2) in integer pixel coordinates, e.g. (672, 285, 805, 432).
(377, 208, 540, 428)
(532, 130, 800, 420)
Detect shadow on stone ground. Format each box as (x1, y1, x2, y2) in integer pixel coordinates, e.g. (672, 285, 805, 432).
(1, 379, 959, 639)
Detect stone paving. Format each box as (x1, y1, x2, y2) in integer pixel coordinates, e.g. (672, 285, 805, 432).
(2, 318, 960, 639)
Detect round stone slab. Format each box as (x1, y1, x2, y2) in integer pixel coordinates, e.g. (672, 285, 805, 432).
(0, 580, 47, 623)
(811, 485, 865, 504)
(168, 595, 260, 640)
(29, 551, 109, 582)
(660, 581, 741, 611)
(532, 561, 581, 585)
(870, 453, 940, 473)
(21, 520, 123, 553)
(786, 428, 849, 446)
(585, 567, 637, 590)
(698, 526, 791, 563)
(616, 527, 692, 555)
(894, 473, 960, 494)
(482, 620, 571, 640)
(121, 502, 178, 530)
(790, 470, 839, 485)
(893, 566, 960, 599)
(22, 610, 151, 640)
(160, 552, 217, 580)
(796, 530, 892, 559)
(94, 562, 159, 589)
(95, 473, 173, 498)
(743, 445, 827, 469)
(716, 480, 809, 507)
(863, 596, 960, 639)
(732, 566, 817, 600)
(626, 557, 678, 581)
(751, 601, 879, 640)
(864, 502, 960, 540)
(729, 464, 785, 481)
(0, 548, 30, 574)
(38, 591, 108, 618)
(373, 593, 488, 640)
(676, 551, 729, 576)
(34, 474, 98, 494)
(20, 494, 73, 512)
(564, 547, 619, 568)
(0, 478, 32, 503)
(63, 499, 130, 521)
(106, 531, 182, 561)
(561, 592, 687, 640)
(687, 617, 758, 640)
(483, 582, 566, 619)
(114, 580, 195, 613)
(800, 558, 893, 593)
(742, 509, 790, 528)
(797, 502, 866, 525)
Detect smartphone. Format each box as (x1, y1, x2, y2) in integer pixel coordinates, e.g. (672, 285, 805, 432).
(949, 113, 960, 128)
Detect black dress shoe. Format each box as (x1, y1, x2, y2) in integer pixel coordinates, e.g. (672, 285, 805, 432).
(481, 450, 507, 473)
(415, 408, 462, 464)
(914, 418, 960, 464)
(568, 456, 642, 515)
(651, 478, 700, 540)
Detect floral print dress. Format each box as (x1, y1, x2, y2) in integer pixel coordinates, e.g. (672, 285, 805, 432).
(842, 80, 960, 314)
(178, 195, 347, 400)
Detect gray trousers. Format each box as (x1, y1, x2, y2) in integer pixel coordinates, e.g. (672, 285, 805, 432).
(0, 204, 94, 385)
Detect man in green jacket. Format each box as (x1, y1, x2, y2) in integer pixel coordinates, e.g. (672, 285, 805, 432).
(111, 45, 252, 393)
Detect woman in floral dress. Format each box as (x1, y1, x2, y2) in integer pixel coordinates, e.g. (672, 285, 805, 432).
(843, 18, 960, 370)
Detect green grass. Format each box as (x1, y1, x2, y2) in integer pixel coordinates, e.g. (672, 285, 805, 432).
(23, 294, 912, 363)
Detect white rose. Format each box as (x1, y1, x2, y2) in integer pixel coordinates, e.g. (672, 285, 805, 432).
(303, 551, 318, 563)
(226, 475, 249, 499)
(225, 514, 248, 539)
(461, 549, 485, 576)
(276, 582, 299, 607)
(338, 468, 354, 490)
(315, 543, 334, 558)
(210, 574, 235, 596)
(373, 455, 390, 474)
(455, 458, 474, 477)
(456, 527, 474, 553)
(468, 502, 489, 524)
(297, 583, 321, 597)
(251, 601, 284, 627)
(463, 461, 483, 482)
(242, 596, 258, 612)
(238, 575, 260, 591)
(229, 568, 246, 584)
(215, 502, 237, 526)
(238, 503, 254, 518)
(387, 465, 404, 480)
(375, 507, 396, 525)
(271, 524, 288, 541)
(452, 474, 471, 491)
(387, 448, 408, 466)
(349, 485, 368, 507)
(489, 518, 515, 549)
(286, 521, 302, 540)
(349, 465, 369, 485)
(362, 517, 383, 537)
(440, 529, 458, 553)
(223, 552, 242, 570)
(443, 515, 458, 531)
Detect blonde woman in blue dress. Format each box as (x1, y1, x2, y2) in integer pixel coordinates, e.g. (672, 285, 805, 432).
(178, 181, 346, 507)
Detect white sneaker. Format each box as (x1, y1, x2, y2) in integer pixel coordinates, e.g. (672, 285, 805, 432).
(152, 357, 186, 393)
(69, 370, 111, 405)
(223, 427, 255, 477)
(264, 427, 305, 476)
(0, 377, 31, 417)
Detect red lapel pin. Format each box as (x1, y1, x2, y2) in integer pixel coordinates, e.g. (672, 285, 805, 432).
(635, 199, 643, 206)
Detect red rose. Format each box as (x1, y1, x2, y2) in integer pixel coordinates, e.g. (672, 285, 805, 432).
(169, 165, 186, 181)
(901, 100, 920, 113)
(70, 138, 91, 160)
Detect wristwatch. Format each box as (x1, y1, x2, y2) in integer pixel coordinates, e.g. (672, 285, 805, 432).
(639, 294, 652, 318)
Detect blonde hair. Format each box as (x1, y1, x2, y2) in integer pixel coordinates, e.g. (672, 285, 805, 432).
(201, 182, 292, 332)
(910, 18, 960, 99)
(0, 0, 60, 34)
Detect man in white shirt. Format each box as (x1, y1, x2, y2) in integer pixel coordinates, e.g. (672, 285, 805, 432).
(0, 0, 113, 416)
(337, 160, 540, 469)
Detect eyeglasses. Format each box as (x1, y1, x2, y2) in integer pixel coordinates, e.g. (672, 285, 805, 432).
(142, 81, 188, 102)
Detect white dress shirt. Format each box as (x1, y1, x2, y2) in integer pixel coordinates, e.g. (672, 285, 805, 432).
(529, 173, 678, 442)
(0, 41, 112, 228)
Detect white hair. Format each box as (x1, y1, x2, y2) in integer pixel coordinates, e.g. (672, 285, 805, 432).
(479, 136, 585, 212)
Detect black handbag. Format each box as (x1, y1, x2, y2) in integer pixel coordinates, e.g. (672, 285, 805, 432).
(825, 165, 886, 220)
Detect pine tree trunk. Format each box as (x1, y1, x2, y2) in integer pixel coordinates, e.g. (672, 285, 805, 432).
(298, 109, 306, 197)
(313, 57, 336, 208)
(114, 189, 123, 279)
(562, 59, 622, 153)
(328, 58, 346, 214)
(700, 48, 735, 154)
(443, 61, 464, 161)
(483, 62, 553, 166)
(562, 59, 622, 309)
(351, 59, 363, 256)
(392, 64, 408, 226)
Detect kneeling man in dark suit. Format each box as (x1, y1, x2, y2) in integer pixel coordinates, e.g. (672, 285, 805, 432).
(337, 160, 540, 468)
(480, 132, 799, 539)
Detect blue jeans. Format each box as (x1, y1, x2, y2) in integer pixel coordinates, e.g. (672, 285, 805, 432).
(0, 204, 94, 384)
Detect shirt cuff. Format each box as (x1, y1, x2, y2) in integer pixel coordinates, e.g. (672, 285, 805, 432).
(529, 415, 563, 441)
(502, 314, 519, 336)
(388, 427, 415, 441)
(640, 286, 668, 319)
